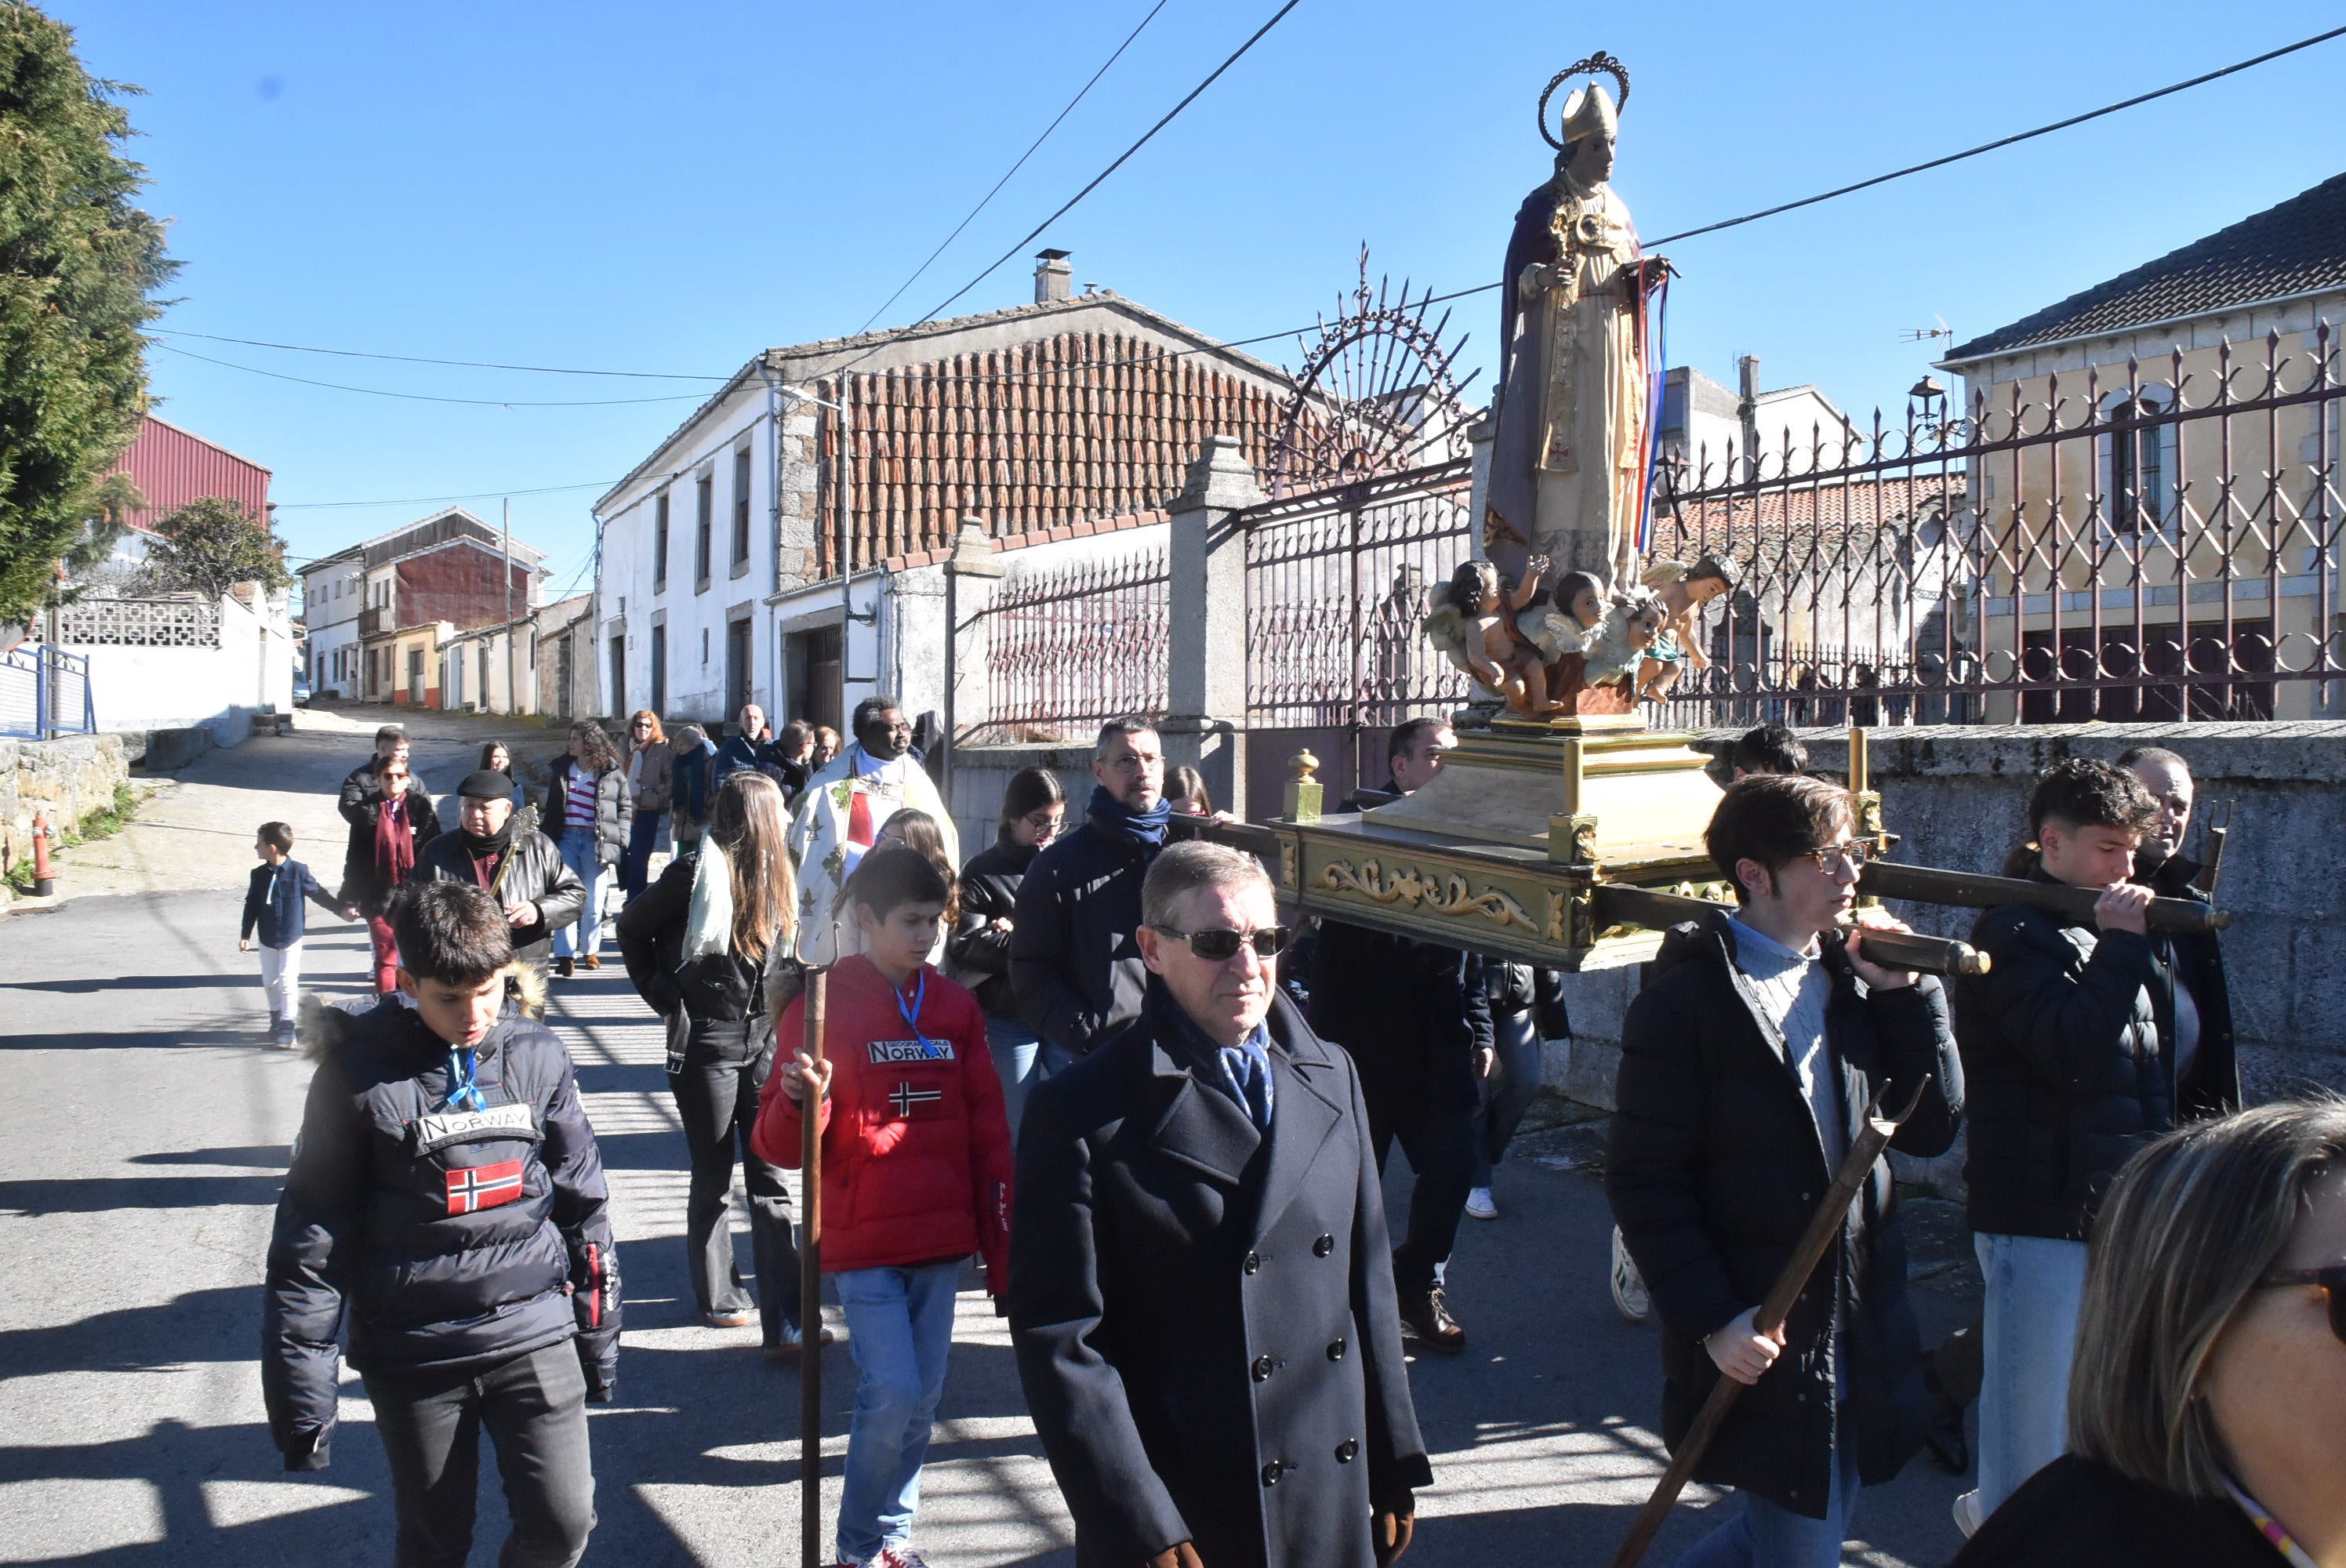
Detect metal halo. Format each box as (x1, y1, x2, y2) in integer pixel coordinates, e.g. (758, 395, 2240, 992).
(1538, 51, 1631, 151)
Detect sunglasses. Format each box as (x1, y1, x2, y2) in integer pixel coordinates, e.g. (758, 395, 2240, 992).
(2260, 1264, 2346, 1344)
(1795, 841, 1875, 874)
(1151, 924, 1293, 962)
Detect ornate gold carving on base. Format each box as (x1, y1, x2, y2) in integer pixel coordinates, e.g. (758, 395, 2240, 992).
(1313, 858, 1537, 935)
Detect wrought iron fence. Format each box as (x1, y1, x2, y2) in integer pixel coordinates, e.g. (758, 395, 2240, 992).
(0, 644, 96, 739)
(1240, 459, 1477, 731)
(1647, 325, 2345, 728)
(979, 543, 1169, 742)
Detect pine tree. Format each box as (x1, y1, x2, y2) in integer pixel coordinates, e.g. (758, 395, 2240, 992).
(0, 2, 174, 628)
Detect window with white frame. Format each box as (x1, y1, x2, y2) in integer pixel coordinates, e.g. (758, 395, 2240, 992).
(2099, 385, 2177, 534)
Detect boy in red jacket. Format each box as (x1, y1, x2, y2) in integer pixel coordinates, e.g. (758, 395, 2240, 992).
(754, 844, 1013, 1568)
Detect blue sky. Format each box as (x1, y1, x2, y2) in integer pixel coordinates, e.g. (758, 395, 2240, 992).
(49, 1, 2346, 603)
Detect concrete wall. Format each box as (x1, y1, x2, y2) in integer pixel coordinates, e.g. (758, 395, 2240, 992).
(59, 591, 295, 749)
(0, 733, 129, 877)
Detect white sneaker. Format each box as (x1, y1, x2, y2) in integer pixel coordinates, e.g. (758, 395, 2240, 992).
(1464, 1185, 1498, 1221)
(1952, 1490, 1984, 1537)
(1610, 1226, 1651, 1323)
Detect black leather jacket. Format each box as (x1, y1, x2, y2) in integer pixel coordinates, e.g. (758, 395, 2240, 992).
(409, 829, 587, 971)
(950, 834, 1039, 1018)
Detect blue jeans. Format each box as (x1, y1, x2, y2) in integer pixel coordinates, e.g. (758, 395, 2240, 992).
(1473, 1008, 1545, 1186)
(619, 809, 666, 898)
(1676, 1423, 1860, 1568)
(983, 1014, 1041, 1141)
(551, 828, 605, 960)
(834, 1261, 961, 1563)
(1971, 1232, 2089, 1518)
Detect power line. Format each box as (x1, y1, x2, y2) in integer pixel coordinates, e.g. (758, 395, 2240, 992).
(852, 0, 1174, 336)
(274, 480, 622, 510)
(147, 328, 728, 381)
(833, 0, 1306, 378)
(151, 343, 714, 407)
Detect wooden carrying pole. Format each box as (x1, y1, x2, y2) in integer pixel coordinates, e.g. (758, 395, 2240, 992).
(1607, 1079, 1930, 1568)
(1858, 859, 2228, 935)
(798, 961, 830, 1568)
(1588, 884, 1989, 978)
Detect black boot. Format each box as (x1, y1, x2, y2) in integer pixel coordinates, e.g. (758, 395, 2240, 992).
(1397, 1285, 1465, 1352)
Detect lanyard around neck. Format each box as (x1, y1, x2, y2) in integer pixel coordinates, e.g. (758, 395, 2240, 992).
(895, 970, 940, 1058)
(443, 1046, 487, 1112)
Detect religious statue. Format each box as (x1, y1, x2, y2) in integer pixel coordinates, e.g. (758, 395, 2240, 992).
(1424, 556, 1564, 715)
(1583, 586, 1667, 691)
(1487, 53, 1669, 587)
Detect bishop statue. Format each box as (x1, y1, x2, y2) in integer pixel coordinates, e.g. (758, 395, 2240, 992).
(1487, 55, 1668, 586)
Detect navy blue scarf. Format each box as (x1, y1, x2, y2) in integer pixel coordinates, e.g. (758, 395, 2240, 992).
(1088, 784, 1171, 848)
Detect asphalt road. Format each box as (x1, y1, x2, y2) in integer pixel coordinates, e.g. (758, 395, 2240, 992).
(0, 714, 1982, 1566)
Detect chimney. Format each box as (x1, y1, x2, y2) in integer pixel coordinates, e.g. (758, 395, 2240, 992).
(1034, 249, 1073, 304)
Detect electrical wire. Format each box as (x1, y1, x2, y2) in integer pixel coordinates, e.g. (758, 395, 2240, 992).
(274, 480, 623, 510)
(832, 0, 1306, 378)
(151, 343, 714, 408)
(147, 328, 728, 381)
(852, 0, 1174, 336)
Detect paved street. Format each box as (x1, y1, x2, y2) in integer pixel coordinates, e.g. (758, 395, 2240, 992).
(0, 717, 1981, 1566)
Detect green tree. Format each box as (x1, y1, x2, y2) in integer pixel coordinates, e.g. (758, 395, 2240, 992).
(63, 468, 141, 576)
(0, 3, 174, 626)
(138, 495, 289, 600)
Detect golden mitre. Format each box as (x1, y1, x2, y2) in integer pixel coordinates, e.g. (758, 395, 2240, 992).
(1559, 82, 1618, 144)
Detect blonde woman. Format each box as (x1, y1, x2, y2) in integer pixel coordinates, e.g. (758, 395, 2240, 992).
(616, 771, 823, 1354)
(620, 710, 673, 898)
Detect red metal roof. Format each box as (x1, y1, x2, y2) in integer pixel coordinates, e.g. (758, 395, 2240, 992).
(107, 415, 273, 532)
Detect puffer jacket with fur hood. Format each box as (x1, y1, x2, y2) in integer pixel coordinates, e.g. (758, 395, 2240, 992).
(261, 983, 617, 1472)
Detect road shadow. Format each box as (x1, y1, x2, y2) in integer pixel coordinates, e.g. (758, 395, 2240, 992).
(0, 1171, 286, 1216)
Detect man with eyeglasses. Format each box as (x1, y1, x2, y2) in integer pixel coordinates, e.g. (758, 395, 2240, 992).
(786, 695, 955, 951)
(1306, 717, 1494, 1353)
(1608, 773, 1961, 1567)
(1011, 840, 1431, 1568)
(1011, 716, 1169, 1068)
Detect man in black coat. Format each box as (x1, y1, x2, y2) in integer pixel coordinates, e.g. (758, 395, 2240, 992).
(1011, 841, 1432, 1568)
(339, 723, 421, 816)
(1011, 716, 1169, 1070)
(1307, 717, 1493, 1352)
(1608, 774, 1961, 1561)
(2119, 746, 2240, 1119)
(263, 882, 619, 1568)
(410, 771, 587, 975)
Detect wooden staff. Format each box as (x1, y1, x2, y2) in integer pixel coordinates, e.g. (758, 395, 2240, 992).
(1589, 883, 1988, 978)
(1608, 1078, 1930, 1568)
(1858, 859, 2228, 935)
(2197, 800, 2232, 899)
(798, 953, 830, 1568)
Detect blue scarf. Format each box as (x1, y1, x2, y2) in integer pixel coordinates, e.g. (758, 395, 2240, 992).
(1162, 991, 1276, 1132)
(1088, 784, 1171, 848)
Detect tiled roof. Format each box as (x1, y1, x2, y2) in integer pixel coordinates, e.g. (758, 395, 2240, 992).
(822, 332, 1295, 572)
(1948, 172, 2346, 361)
(879, 507, 1166, 574)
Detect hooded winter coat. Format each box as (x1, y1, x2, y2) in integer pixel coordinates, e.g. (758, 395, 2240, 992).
(543, 757, 632, 866)
(1607, 910, 1963, 1519)
(262, 992, 618, 1472)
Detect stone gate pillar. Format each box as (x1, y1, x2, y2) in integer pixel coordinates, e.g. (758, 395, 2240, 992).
(1164, 434, 1262, 815)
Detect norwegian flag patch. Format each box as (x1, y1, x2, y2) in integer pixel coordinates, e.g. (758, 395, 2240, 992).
(445, 1159, 527, 1215)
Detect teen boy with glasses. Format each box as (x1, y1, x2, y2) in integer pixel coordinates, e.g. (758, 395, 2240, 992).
(1607, 773, 1962, 1568)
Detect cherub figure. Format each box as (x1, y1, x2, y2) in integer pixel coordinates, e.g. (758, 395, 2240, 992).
(1425, 555, 1561, 714)
(1516, 568, 1608, 662)
(1583, 586, 1667, 690)
(1636, 556, 1736, 702)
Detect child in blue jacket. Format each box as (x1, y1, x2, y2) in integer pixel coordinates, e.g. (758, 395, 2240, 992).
(240, 820, 355, 1044)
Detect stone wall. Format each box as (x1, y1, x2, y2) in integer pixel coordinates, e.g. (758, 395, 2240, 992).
(0, 734, 130, 877)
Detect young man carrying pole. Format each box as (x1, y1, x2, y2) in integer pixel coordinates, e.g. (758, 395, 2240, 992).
(1607, 775, 1963, 1566)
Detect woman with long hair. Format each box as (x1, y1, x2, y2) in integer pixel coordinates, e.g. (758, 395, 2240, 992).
(337, 752, 440, 993)
(1165, 764, 1214, 818)
(543, 720, 632, 975)
(619, 710, 674, 898)
(946, 767, 1065, 1132)
(617, 771, 818, 1352)
(1950, 1096, 2346, 1565)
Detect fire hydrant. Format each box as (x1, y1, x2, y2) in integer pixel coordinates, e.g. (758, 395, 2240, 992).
(30, 812, 56, 898)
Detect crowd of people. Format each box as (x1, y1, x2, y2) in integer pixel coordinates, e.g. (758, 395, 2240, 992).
(248, 707, 2344, 1568)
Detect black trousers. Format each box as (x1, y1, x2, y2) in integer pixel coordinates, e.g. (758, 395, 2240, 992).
(1364, 1089, 1478, 1294)
(362, 1341, 596, 1568)
(667, 1016, 801, 1338)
